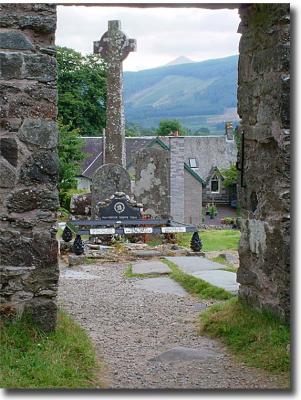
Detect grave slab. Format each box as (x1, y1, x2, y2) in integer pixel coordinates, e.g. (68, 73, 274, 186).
(150, 346, 218, 362)
(131, 250, 164, 258)
(133, 277, 187, 297)
(192, 270, 239, 293)
(165, 256, 226, 273)
(132, 261, 171, 275)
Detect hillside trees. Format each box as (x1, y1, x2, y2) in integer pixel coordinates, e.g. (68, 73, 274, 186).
(56, 46, 107, 207)
(57, 46, 107, 137)
(57, 120, 85, 209)
(156, 119, 187, 136)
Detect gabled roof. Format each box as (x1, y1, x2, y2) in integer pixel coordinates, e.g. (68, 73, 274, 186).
(184, 163, 206, 186)
(78, 135, 237, 185)
(80, 137, 103, 178)
(146, 136, 205, 186)
(147, 136, 170, 151)
(205, 166, 225, 184)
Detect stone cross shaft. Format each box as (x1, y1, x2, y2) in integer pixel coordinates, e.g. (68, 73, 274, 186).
(94, 20, 136, 167)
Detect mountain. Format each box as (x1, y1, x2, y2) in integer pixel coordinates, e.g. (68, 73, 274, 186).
(165, 56, 195, 66)
(123, 55, 239, 133)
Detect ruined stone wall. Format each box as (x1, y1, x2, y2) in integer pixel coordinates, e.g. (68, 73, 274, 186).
(0, 4, 59, 331)
(133, 147, 170, 218)
(237, 4, 290, 322)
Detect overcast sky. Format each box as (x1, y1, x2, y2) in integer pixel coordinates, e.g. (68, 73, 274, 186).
(56, 6, 241, 71)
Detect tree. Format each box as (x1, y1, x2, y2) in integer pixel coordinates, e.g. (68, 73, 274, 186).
(221, 163, 238, 187)
(156, 119, 187, 136)
(57, 119, 85, 208)
(125, 122, 141, 137)
(57, 46, 107, 137)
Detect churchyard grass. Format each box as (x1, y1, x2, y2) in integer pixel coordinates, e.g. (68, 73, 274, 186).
(0, 310, 103, 389)
(211, 256, 237, 273)
(146, 230, 241, 252)
(177, 229, 241, 252)
(200, 297, 290, 375)
(164, 259, 234, 300)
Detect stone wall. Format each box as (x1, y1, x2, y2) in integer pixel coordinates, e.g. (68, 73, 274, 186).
(237, 4, 290, 322)
(184, 170, 202, 225)
(169, 137, 185, 223)
(0, 4, 59, 331)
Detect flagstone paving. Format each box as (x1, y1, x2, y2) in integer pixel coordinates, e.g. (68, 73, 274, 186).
(192, 270, 239, 293)
(165, 256, 239, 294)
(165, 256, 227, 272)
(58, 262, 287, 389)
(133, 276, 187, 297)
(132, 260, 171, 275)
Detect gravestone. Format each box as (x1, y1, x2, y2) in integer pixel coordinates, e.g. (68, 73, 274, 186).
(133, 147, 170, 218)
(94, 20, 136, 167)
(98, 192, 141, 220)
(91, 163, 131, 217)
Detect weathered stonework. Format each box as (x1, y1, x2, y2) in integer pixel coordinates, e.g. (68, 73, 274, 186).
(184, 169, 202, 226)
(94, 20, 136, 167)
(237, 4, 290, 322)
(0, 3, 290, 330)
(133, 147, 170, 218)
(169, 137, 185, 223)
(70, 192, 92, 217)
(0, 4, 58, 331)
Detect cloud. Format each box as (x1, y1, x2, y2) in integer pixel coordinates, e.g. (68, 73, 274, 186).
(56, 6, 241, 71)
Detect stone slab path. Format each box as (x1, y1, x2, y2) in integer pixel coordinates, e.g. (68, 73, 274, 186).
(132, 260, 171, 275)
(192, 270, 238, 293)
(58, 262, 287, 389)
(133, 276, 187, 297)
(165, 256, 239, 294)
(165, 256, 227, 272)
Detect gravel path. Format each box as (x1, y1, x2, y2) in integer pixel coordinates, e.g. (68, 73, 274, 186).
(58, 262, 287, 390)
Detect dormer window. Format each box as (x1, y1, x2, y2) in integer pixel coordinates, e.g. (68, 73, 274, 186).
(211, 174, 219, 193)
(189, 158, 197, 168)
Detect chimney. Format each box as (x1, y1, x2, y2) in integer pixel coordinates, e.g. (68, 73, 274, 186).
(225, 121, 234, 141)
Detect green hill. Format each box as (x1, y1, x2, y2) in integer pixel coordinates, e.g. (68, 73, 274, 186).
(124, 55, 239, 133)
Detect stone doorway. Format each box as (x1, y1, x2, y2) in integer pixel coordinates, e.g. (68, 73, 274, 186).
(0, 3, 290, 330)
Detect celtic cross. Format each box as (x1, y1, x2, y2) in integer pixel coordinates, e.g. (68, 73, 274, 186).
(94, 20, 136, 167)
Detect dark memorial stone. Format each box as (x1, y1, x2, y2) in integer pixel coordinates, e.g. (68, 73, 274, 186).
(98, 193, 142, 220)
(91, 163, 131, 217)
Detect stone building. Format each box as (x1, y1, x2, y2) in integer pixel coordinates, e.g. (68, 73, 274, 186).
(75, 131, 237, 225)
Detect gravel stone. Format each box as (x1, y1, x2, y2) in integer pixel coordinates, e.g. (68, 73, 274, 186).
(58, 262, 288, 389)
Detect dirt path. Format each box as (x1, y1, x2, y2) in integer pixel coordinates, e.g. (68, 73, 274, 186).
(58, 262, 287, 389)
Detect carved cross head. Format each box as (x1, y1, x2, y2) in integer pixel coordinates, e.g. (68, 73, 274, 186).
(94, 20, 136, 63)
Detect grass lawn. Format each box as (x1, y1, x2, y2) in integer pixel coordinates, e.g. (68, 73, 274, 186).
(177, 229, 241, 252)
(146, 230, 241, 252)
(200, 298, 290, 377)
(164, 259, 234, 300)
(0, 310, 104, 389)
(211, 256, 237, 273)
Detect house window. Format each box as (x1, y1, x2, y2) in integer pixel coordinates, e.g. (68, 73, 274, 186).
(211, 174, 219, 193)
(189, 158, 197, 168)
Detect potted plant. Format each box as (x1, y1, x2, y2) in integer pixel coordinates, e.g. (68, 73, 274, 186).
(208, 203, 217, 219)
